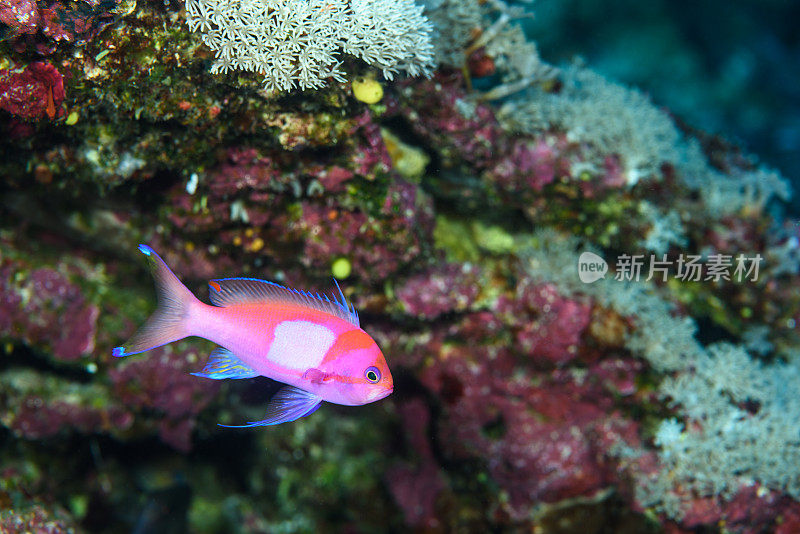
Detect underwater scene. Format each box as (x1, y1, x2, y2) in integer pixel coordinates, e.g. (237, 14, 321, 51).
(2, 0, 800, 531)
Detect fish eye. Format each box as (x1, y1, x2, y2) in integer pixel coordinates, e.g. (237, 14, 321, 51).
(365, 366, 381, 383)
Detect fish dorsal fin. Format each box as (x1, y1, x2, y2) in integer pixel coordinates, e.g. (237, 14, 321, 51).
(208, 277, 360, 327)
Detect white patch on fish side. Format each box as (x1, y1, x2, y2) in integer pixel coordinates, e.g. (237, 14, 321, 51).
(267, 320, 336, 370)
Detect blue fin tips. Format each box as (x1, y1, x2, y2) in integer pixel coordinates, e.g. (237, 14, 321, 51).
(112, 346, 127, 357)
(332, 277, 359, 323)
(191, 348, 258, 380)
(138, 244, 153, 256)
(217, 386, 322, 428)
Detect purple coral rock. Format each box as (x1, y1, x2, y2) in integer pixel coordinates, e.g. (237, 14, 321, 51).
(678, 484, 787, 533)
(777, 502, 800, 534)
(488, 138, 563, 193)
(110, 346, 220, 451)
(0, 61, 64, 120)
(0, 0, 40, 36)
(420, 346, 618, 519)
(392, 73, 631, 208)
(297, 182, 433, 281)
(390, 301, 649, 521)
(654, 481, 800, 533)
(158, 418, 196, 453)
(590, 357, 643, 396)
(3, 0, 119, 52)
(0, 262, 99, 361)
(0, 504, 77, 533)
(498, 281, 592, 365)
(396, 264, 481, 319)
(207, 148, 281, 196)
(391, 74, 501, 170)
(350, 111, 392, 176)
(599, 155, 628, 191)
(386, 399, 447, 529)
(11, 395, 132, 439)
(166, 148, 283, 238)
(315, 165, 354, 192)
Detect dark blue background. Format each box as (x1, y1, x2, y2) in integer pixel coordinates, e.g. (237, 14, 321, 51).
(525, 0, 800, 214)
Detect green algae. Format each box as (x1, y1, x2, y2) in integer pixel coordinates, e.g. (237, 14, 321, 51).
(184, 412, 402, 533)
(0, 0, 368, 191)
(433, 215, 518, 262)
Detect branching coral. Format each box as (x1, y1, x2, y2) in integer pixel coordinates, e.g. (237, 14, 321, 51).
(501, 65, 683, 185)
(422, 0, 555, 98)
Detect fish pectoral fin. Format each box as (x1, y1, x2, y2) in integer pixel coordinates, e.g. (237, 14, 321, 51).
(191, 348, 259, 380)
(302, 367, 334, 384)
(218, 386, 322, 428)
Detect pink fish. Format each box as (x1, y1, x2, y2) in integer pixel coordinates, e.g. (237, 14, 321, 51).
(114, 245, 393, 426)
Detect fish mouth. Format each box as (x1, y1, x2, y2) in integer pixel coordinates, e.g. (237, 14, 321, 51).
(368, 386, 393, 402)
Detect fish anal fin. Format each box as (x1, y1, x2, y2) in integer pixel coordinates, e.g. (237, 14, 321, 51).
(218, 386, 321, 427)
(191, 348, 259, 380)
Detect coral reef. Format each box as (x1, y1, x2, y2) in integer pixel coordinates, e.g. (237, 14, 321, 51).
(0, 61, 64, 120)
(1, 0, 799, 531)
(109, 346, 221, 451)
(0, 257, 98, 361)
(0, 504, 78, 533)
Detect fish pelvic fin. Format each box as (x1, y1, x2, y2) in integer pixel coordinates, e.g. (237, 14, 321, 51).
(218, 386, 322, 428)
(113, 245, 199, 357)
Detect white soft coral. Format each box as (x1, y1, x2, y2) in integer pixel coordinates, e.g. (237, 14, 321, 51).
(184, 0, 434, 91)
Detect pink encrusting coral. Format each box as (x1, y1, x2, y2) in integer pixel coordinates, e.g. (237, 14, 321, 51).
(422, 347, 613, 513)
(0, 62, 64, 119)
(396, 263, 481, 319)
(385, 399, 447, 529)
(497, 281, 592, 366)
(297, 181, 434, 281)
(487, 137, 564, 193)
(10, 391, 133, 440)
(394, 333, 645, 522)
(379, 271, 655, 524)
(0, 259, 98, 361)
(0, 0, 121, 52)
(109, 346, 221, 451)
(388, 75, 501, 170)
(160, 111, 434, 284)
(390, 74, 630, 205)
(0, 0, 40, 37)
(350, 111, 393, 177)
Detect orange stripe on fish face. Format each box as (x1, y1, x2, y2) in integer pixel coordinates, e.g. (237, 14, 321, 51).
(321, 329, 375, 365)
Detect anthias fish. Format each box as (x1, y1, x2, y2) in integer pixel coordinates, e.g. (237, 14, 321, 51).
(114, 245, 393, 426)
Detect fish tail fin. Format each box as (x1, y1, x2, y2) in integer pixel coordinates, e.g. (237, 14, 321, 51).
(113, 245, 199, 357)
